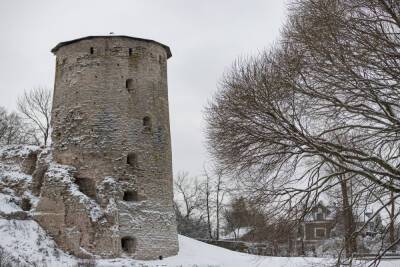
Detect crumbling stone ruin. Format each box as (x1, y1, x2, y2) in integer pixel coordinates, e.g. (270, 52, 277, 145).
(1, 36, 179, 260)
(0, 145, 40, 221)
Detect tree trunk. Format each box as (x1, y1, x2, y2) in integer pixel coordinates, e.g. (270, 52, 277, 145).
(205, 176, 213, 239)
(216, 177, 221, 240)
(340, 176, 357, 257)
(390, 190, 395, 250)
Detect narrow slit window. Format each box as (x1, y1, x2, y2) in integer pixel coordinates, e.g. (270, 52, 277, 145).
(129, 48, 133, 56)
(90, 47, 94, 54)
(143, 116, 152, 131)
(127, 153, 138, 168)
(126, 79, 134, 92)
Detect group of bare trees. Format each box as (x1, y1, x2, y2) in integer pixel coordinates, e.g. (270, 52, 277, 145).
(173, 167, 230, 240)
(17, 87, 52, 146)
(205, 0, 400, 262)
(0, 87, 52, 146)
(0, 107, 29, 145)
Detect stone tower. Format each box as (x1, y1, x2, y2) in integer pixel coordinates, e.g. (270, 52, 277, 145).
(46, 36, 178, 259)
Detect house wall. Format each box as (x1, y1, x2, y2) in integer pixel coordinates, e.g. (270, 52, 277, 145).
(304, 221, 335, 241)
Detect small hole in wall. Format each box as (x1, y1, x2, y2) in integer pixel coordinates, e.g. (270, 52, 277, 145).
(74, 177, 96, 198)
(143, 116, 152, 131)
(90, 47, 94, 54)
(121, 237, 136, 253)
(159, 255, 163, 260)
(21, 198, 32, 211)
(129, 48, 133, 56)
(126, 79, 134, 92)
(127, 153, 138, 168)
(123, 190, 138, 201)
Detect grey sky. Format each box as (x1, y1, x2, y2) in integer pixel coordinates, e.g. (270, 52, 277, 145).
(0, 0, 287, 176)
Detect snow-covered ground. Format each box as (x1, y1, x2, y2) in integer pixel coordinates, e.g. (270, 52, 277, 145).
(1, 211, 400, 267)
(1, 146, 400, 267)
(139, 235, 326, 267)
(0, 214, 329, 267)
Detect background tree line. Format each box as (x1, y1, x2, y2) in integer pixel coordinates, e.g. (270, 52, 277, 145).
(173, 167, 300, 251)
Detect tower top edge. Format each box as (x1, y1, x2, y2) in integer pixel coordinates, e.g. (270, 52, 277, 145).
(51, 35, 172, 58)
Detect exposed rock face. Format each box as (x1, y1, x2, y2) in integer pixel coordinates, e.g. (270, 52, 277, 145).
(32, 36, 179, 259)
(0, 145, 39, 220)
(0, 145, 40, 196)
(34, 161, 118, 258)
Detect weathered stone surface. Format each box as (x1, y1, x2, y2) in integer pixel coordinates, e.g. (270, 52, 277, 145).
(0, 145, 40, 196)
(0, 210, 30, 220)
(31, 149, 50, 196)
(34, 36, 179, 259)
(21, 151, 38, 175)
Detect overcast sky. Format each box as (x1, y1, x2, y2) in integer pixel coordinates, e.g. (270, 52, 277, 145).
(0, 0, 288, 176)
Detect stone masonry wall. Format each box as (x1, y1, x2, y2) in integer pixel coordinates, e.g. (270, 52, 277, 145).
(41, 36, 178, 259)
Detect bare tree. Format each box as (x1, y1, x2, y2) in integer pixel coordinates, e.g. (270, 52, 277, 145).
(174, 171, 203, 219)
(205, 0, 400, 261)
(0, 106, 36, 145)
(327, 166, 358, 257)
(174, 171, 210, 238)
(214, 168, 225, 240)
(203, 169, 213, 239)
(207, 0, 400, 191)
(17, 87, 52, 146)
(201, 165, 229, 240)
(224, 197, 252, 240)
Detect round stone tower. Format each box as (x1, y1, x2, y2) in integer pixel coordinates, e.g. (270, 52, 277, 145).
(50, 36, 178, 259)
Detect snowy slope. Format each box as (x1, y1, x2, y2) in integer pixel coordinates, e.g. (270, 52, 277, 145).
(139, 235, 327, 267)
(0, 219, 75, 266)
(1, 213, 400, 267)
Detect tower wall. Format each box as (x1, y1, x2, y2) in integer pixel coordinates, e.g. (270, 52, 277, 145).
(48, 36, 178, 259)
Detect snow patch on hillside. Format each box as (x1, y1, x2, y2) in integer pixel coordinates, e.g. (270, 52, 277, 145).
(0, 193, 22, 213)
(0, 219, 75, 266)
(0, 145, 40, 159)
